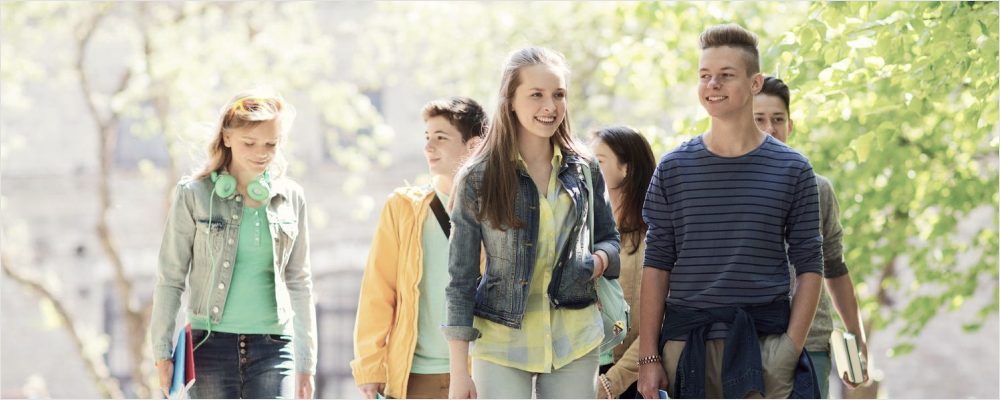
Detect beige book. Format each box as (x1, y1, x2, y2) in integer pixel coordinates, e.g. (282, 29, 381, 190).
(830, 330, 865, 384)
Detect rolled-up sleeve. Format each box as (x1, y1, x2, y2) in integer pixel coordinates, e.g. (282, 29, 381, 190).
(817, 176, 848, 278)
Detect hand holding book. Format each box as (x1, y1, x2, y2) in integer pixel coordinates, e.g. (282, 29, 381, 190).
(830, 330, 869, 387)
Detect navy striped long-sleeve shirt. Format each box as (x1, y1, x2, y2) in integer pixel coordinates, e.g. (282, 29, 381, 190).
(642, 134, 823, 339)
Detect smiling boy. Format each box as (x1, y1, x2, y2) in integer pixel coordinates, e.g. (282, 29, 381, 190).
(637, 24, 823, 399)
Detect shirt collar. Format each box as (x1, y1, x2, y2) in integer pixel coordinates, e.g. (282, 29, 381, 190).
(516, 144, 564, 170)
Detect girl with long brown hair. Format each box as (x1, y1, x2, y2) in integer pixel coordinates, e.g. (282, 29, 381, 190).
(591, 126, 656, 399)
(443, 47, 621, 398)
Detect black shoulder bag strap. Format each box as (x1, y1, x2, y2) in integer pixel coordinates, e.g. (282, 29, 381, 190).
(429, 193, 451, 238)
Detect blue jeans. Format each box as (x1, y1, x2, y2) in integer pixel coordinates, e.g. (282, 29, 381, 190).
(808, 351, 831, 399)
(189, 330, 294, 399)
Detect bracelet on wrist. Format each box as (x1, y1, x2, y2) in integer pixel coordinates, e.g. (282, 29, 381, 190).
(637, 354, 662, 366)
(598, 374, 613, 399)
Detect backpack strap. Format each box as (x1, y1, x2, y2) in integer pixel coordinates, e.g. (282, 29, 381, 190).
(429, 193, 451, 238)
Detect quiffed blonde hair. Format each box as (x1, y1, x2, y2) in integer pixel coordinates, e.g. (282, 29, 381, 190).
(699, 24, 760, 75)
(195, 89, 296, 180)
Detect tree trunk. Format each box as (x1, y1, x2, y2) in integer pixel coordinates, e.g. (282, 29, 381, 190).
(75, 6, 154, 397)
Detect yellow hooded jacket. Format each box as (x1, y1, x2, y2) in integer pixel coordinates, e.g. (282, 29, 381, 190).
(350, 185, 480, 398)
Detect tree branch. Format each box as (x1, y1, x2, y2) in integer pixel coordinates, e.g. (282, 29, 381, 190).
(1, 253, 125, 399)
(74, 5, 152, 397)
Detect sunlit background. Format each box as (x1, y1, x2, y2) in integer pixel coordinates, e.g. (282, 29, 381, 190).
(2, 2, 997, 398)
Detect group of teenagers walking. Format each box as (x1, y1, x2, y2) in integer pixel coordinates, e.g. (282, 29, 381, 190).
(150, 23, 870, 399)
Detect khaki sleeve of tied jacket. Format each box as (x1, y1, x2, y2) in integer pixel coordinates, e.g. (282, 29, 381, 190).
(606, 338, 641, 396)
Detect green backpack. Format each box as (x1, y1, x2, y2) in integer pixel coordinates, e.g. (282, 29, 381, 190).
(582, 162, 631, 365)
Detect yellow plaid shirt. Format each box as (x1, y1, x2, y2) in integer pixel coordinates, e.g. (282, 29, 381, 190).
(472, 145, 602, 372)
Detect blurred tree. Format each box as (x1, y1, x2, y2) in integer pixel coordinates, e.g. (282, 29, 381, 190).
(355, 2, 807, 152)
(359, 0, 999, 389)
(1, 1, 996, 397)
(1, 1, 391, 397)
(768, 0, 999, 358)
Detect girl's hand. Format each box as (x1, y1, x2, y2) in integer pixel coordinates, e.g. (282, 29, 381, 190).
(156, 359, 173, 397)
(297, 373, 314, 399)
(449, 373, 477, 399)
(591, 251, 609, 280)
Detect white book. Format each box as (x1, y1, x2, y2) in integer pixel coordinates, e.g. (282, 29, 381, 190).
(830, 330, 865, 384)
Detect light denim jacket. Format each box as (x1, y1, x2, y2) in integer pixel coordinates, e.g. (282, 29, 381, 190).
(443, 153, 620, 341)
(149, 175, 318, 374)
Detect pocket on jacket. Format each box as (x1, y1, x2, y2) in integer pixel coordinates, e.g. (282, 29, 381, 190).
(561, 251, 595, 286)
(475, 274, 509, 308)
(578, 252, 596, 283)
(193, 219, 225, 254)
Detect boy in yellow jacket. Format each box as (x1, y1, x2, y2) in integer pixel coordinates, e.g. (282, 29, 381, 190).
(351, 97, 487, 399)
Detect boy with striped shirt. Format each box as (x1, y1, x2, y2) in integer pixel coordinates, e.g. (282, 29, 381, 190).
(637, 24, 824, 399)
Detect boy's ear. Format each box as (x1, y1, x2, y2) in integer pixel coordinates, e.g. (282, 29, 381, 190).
(465, 136, 484, 152)
(750, 73, 764, 94)
(788, 118, 795, 136)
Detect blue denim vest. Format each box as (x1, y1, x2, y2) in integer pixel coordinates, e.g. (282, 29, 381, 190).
(443, 154, 621, 341)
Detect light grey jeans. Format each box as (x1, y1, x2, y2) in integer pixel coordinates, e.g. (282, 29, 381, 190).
(472, 347, 599, 399)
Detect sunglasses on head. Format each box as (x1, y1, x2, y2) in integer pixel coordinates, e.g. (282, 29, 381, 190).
(230, 97, 276, 113)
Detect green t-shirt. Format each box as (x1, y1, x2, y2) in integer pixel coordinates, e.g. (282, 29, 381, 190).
(411, 191, 451, 374)
(194, 205, 285, 335)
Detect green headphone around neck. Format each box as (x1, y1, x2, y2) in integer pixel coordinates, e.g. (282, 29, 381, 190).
(211, 170, 271, 202)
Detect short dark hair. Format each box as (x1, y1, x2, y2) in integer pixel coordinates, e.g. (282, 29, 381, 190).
(421, 96, 488, 142)
(759, 76, 791, 113)
(699, 24, 760, 76)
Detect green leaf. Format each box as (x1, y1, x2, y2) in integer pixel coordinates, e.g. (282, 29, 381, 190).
(852, 132, 878, 162)
(847, 36, 877, 49)
(889, 342, 915, 357)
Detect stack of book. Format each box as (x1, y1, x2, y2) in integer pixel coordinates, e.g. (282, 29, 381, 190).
(169, 324, 196, 400)
(830, 330, 866, 384)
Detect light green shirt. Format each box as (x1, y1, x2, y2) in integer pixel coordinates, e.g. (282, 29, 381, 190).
(193, 204, 285, 334)
(411, 190, 452, 374)
(473, 146, 603, 372)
